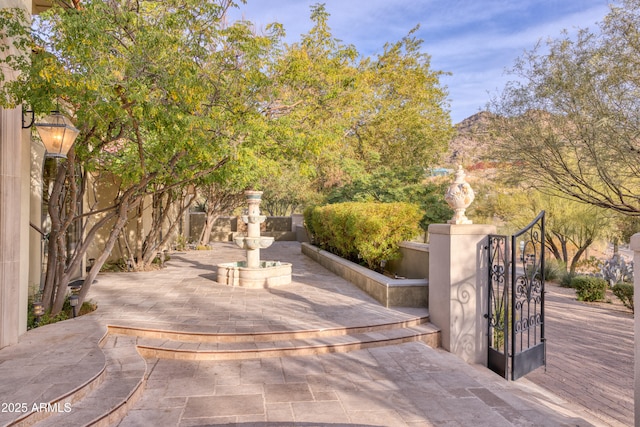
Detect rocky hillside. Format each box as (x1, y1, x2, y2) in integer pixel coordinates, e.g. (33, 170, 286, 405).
(448, 111, 494, 166)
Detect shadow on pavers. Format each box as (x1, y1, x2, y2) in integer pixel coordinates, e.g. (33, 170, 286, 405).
(207, 424, 378, 427)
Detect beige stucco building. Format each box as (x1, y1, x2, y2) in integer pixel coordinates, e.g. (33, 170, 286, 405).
(0, 0, 54, 349)
(0, 0, 185, 350)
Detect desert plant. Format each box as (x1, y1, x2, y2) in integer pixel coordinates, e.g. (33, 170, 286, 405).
(544, 258, 565, 282)
(600, 254, 633, 288)
(174, 234, 188, 251)
(571, 276, 607, 302)
(612, 283, 634, 312)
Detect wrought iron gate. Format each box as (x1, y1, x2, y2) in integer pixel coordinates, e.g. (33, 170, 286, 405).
(487, 211, 546, 380)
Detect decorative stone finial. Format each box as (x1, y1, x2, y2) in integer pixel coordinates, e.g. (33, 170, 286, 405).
(445, 165, 475, 224)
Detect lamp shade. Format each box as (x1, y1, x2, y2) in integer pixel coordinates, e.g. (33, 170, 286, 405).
(35, 112, 80, 158)
(33, 301, 45, 317)
(69, 295, 79, 307)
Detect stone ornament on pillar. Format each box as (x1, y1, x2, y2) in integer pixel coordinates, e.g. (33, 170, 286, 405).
(445, 165, 475, 225)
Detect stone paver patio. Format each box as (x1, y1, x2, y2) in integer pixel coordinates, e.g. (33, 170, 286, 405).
(0, 241, 625, 426)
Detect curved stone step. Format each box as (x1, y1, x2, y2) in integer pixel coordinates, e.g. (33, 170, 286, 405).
(106, 315, 431, 343)
(135, 323, 441, 361)
(3, 330, 108, 427)
(32, 335, 147, 427)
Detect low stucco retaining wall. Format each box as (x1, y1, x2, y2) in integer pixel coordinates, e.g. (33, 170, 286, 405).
(386, 241, 429, 279)
(301, 243, 428, 308)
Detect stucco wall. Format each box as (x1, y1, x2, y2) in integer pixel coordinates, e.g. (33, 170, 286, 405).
(386, 241, 429, 279)
(0, 0, 32, 348)
(190, 214, 296, 243)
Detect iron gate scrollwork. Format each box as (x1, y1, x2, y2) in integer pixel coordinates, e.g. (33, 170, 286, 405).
(487, 211, 545, 380)
(487, 234, 509, 378)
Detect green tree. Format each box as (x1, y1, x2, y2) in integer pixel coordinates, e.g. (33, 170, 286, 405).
(259, 160, 321, 216)
(10, 0, 280, 313)
(490, 0, 640, 216)
(493, 190, 613, 274)
(326, 167, 453, 233)
(268, 5, 452, 198)
(1, 1, 454, 315)
(265, 3, 360, 192)
(346, 26, 453, 173)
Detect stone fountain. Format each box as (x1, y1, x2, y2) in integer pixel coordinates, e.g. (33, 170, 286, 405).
(216, 190, 292, 288)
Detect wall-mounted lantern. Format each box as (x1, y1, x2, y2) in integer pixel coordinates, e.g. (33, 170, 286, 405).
(34, 112, 80, 159)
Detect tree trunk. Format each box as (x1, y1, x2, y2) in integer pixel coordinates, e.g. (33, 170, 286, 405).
(545, 234, 565, 269)
(197, 185, 244, 245)
(200, 212, 219, 245)
(77, 197, 138, 307)
(134, 188, 196, 269)
(569, 241, 590, 274)
(42, 158, 74, 314)
(134, 203, 144, 268)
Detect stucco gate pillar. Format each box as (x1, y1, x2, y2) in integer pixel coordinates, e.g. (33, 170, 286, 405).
(428, 224, 495, 364)
(427, 166, 496, 365)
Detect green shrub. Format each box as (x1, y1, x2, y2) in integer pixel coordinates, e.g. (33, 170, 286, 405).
(174, 234, 187, 251)
(571, 276, 607, 302)
(152, 253, 170, 264)
(100, 258, 128, 272)
(304, 202, 422, 270)
(612, 283, 634, 312)
(27, 296, 97, 330)
(559, 270, 576, 288)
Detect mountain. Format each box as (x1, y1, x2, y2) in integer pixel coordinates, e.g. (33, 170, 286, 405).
(448, 111, 494, 166)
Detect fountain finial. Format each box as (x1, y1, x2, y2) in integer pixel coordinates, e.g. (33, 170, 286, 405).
(235, 190, 273, 267)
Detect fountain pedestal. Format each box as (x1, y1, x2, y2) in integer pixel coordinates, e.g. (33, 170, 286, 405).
(217, 190, 292, 288)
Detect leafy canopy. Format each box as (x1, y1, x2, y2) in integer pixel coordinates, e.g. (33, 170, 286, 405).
(490, 0, 640, 216)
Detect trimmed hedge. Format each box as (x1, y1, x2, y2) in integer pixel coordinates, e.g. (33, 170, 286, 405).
(304, 202, 421, 270)
(570, 276, 607, 302)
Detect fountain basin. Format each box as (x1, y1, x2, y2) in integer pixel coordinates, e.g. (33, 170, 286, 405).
(216, 261, 292, 288)
(234, 236, 274, 250)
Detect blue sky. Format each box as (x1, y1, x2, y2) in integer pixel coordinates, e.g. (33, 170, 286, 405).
(230, 0, 612, 123)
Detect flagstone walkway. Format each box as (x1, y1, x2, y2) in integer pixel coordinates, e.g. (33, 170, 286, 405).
(526, 283, 633, 427)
